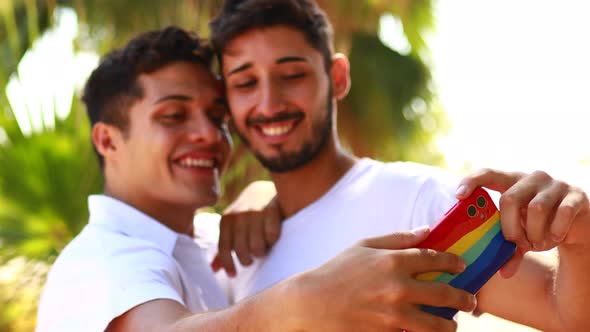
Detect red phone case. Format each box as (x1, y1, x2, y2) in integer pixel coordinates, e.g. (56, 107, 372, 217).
(414, 187, 516, 319)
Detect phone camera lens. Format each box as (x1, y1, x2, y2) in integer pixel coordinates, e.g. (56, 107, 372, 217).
(476, 196, 487, 208)
(467, 205, 477, 218)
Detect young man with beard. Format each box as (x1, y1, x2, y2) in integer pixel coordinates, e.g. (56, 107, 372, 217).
(36, 27, 474, 332)
(210, 1, 590, 331)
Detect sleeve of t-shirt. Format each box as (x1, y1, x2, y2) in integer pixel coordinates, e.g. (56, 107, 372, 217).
(410, 170, 460, 230)
(108, 244, 186, 320)
(35, 244, 185, 332)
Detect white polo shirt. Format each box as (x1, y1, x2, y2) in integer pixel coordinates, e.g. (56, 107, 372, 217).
(36, 195, 228, 332)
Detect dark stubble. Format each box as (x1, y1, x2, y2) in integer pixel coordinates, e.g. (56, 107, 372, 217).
(234, 89, 333, 173)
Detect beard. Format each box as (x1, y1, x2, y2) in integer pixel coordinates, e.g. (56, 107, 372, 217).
(234, 91, 334, 173)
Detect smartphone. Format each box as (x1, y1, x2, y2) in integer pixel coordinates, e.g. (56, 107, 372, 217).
(415, 187, 517, 320)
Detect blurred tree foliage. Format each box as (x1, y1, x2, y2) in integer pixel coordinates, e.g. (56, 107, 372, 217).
(0, 1, 442, 329)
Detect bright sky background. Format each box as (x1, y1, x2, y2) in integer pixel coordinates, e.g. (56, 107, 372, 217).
(428, 0, 590, 186)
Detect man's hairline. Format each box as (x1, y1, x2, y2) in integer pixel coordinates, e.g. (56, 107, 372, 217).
(215, 23, 334, 75)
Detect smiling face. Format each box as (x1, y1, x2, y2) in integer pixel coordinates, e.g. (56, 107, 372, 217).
(222, 26, 342, 173)
(97, 61, 232, 209)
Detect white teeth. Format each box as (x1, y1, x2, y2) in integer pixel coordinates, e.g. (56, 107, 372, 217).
(261, 124, 292, 136)
(178, 158, 214, 168)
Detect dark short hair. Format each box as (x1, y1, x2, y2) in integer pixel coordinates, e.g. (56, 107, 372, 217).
(82, 26, 214, 168)
(210, 0, 334, 72)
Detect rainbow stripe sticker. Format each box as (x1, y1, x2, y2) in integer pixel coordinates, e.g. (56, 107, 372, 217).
(416, 187, 517, 319)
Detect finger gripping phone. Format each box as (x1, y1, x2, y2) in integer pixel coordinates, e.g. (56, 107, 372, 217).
(415, 187, 517, 320)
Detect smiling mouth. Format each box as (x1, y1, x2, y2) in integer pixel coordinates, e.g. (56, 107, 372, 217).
(174, 157, 218, 170)
(248, 112, 304, 138)
(259, 122, 295, 137)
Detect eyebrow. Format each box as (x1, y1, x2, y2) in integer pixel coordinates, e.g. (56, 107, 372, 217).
(226, 56, 308, 77)
(227, 63, 252, 77)
(153, 94, 193, 105)
(276, 56, 307, 64)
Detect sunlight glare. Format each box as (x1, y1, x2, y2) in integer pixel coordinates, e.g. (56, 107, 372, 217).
(427, 0, 590, 185)
(5, 7, 98, 136)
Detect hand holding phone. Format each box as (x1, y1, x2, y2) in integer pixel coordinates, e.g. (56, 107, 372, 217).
(415, 187, 517, 319)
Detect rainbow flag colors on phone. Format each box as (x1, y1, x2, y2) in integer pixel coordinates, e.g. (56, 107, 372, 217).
(415, 187, 517, 319)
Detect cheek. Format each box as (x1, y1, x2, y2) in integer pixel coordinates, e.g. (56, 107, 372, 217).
(228, 91, 254, 111)
(145, 130, 177, 167)
(288, 79, 326, 108)
(229, 105, 248, 128)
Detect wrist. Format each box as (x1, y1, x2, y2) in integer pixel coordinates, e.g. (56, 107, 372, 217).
(272, 273, 312, 331)
(234, 274, 309, 332)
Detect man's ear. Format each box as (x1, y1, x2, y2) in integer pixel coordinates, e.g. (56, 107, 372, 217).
(330, 53, 351, 100)
(92, 122, 123, 162)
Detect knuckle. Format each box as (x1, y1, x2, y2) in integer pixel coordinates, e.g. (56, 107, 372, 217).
(357, 239, 370, 247)
(234, 240, 248, 255)
(236, 211, 255, 222)
(219, 218, 233, 231)
(264, 227, 280, 242)
(449, 254, 463, 269)
(386, 282, 410, 303)
(249, 242, 265, 255)
(236, 252, 251, 265)
(385, 252, 404, 270)
(425, 249, 453, 266)
(528, 200, 548, 215)
(499, 192, 518, 207)
(554, 180, 569, 192)
(532, 170, 552, 181)
(435, 284, 454, 301)
(218, 241, 232, 251)
(374, 252, 400, 272)
(437, 250, 455, 262)
(479, 167, 493, 176)
(458, 291, 473, 309)
(558, 204, 576, 220)
(580, 189, 589, 201)
(503, 231, 521, 242)
(378, 311, 403, 330)
(218, 252, 233, 264)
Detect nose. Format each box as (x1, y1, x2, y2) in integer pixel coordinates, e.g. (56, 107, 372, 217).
(257, 77, 286, 116)
(185, 111, 223, 145)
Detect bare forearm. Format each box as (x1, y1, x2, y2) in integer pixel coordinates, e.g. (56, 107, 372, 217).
(554, 243, 590, 330)
(170, 284, 292, 332)
(109, 282, 296, 332)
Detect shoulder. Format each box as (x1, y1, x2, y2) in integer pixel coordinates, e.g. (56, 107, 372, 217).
(361, 159, 458, 191)
(364, 159, 459, 226)
(36, 225, 183, 332)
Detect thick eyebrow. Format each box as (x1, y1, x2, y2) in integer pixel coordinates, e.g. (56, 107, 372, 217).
(227, 63, 252, 77)
(226, 56, 308, 77)
(153, 94, 192, 105)
(276, 56, 307, 64)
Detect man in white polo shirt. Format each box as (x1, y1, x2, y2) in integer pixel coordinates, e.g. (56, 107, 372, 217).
(36, 26, 474, 332)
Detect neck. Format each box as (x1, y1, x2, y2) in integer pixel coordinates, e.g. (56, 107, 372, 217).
(270, 136, 357, 219)
(103, 182, 197, 237)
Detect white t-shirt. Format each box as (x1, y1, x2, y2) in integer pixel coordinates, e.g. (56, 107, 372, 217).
(230, 158, 459, 302)
(36, 195, 228, 332)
